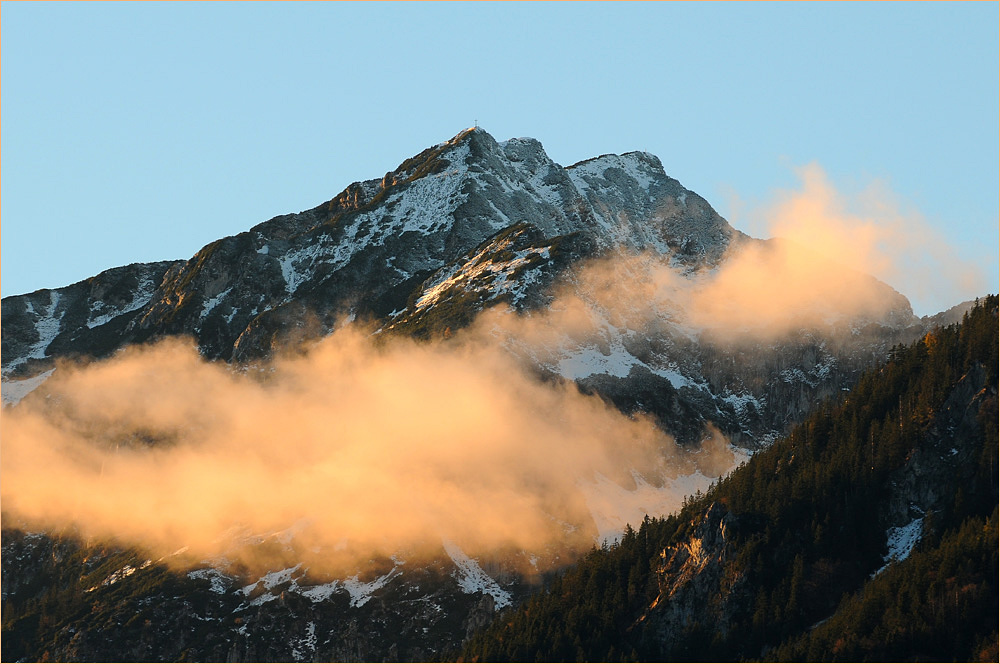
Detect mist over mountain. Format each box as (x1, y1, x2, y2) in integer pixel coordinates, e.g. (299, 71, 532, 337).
(1, 128, 989, 662)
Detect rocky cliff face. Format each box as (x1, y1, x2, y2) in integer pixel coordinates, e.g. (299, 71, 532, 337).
(1, 261, 182, 380)
(639, 501, 749, 643)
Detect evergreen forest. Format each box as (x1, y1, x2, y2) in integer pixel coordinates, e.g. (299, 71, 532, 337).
(461, 296, 999, 662)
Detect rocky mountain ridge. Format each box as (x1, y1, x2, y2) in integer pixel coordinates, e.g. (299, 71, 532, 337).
(2, 127, 928, 447)
(3, 128, 740, 371)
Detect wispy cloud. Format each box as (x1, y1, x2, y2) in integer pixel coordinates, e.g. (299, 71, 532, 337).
(732, 163, 987, 316)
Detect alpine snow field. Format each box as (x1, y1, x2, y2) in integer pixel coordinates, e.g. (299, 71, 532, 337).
(2, 128, 996, 662)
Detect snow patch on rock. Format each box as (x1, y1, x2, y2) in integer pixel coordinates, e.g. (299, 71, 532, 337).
(341, 563, 404, 608)
(188, 567, 233, 594)
(290, 621, 317, 661)
(873, 516, 924, 577)
(556, 341, 637, 380)
(279, 242, 328, 295)
(413, 237, 548, 312)
(721, 391, 763, 417)
(1, 369, 55, 406)
(13, 291, 65, 370)
(299, 580, 341, 603)
(87, 275, 157, 329)
(200, 287, 233, 318)
(442, 539, 511, 609)
(86, 561, 150, 592)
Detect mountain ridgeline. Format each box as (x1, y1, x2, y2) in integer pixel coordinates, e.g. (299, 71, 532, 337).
(461, 296, 998, 662)
(2, 127, 923, 447)
(1, 128, 993, 662)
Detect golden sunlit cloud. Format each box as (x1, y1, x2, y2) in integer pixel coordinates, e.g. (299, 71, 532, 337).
(1, 331, 730, 576)
(737, 163, 987, 315)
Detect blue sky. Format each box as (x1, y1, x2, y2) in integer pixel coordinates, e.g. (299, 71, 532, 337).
(2, 2, 997, 315)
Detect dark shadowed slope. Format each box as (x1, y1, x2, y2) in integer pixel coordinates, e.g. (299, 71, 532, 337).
(461, 296, 998, 662)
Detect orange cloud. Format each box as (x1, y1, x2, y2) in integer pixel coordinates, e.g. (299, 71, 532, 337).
(1, 332, 730, 576)
(747, 163, 987, 316)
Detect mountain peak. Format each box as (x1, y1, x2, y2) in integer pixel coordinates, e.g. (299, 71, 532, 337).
(2, 126, 918, 387)
(0, 128, 753, 375)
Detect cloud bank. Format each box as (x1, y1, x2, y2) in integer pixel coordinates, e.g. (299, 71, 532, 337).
(1, 331, 731, 575)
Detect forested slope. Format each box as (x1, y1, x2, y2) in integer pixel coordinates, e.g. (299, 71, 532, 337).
(462, 295, 998, 662)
